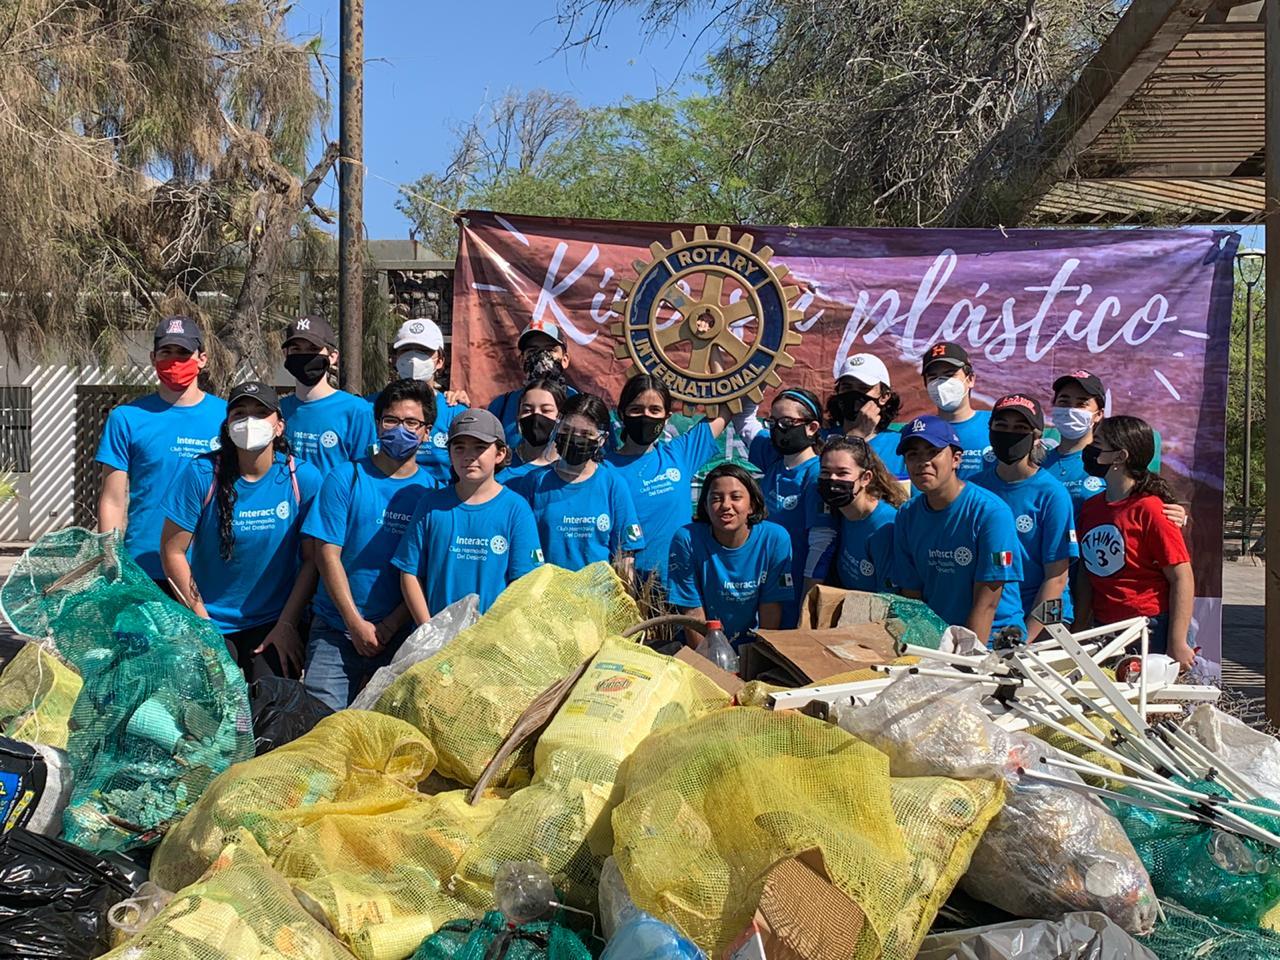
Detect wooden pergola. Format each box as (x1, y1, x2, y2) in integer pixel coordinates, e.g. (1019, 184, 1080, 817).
(1010, 0, 1280, 719)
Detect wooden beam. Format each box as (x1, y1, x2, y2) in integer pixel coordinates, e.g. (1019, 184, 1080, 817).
(1012, 0, 1221, 222)
(1265, 0, 1280, 725)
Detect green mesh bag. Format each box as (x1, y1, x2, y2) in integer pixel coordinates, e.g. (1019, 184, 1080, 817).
(410, 912, 592, 960)
(0, 528, 253, 853)
(877, 593, 948, 650)
(1140, 901, 1280, 959)
(1107, 781, 1280, 925)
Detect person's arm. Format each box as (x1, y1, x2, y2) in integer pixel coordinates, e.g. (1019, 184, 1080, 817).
(1163, 562, 1195, 668)
(98, 466, 128, 534)
(1162, 502, 1188, 528)
(314, 541, 382, 656)
(758, 602, 782, 630)
(254, 539, 317, 676)
(160, 520, 209, 618)
(1024, 558, 1070, 642)
(399, 571, 432, 627)
(890, 509, 924, 600)
(1075, 569, 1094, 629)
(966, 582, 1004, 643)
(675, 604, 707, 648)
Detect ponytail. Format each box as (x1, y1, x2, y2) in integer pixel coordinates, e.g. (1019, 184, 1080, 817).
(1097, 415, 1178, 505)
(821, 436, 908, 508)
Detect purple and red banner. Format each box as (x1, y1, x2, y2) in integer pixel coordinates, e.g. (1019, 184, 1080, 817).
(454, 211, 1238, 661)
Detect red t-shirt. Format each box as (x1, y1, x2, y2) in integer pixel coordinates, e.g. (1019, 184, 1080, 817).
(1078, 492, 1190, 623)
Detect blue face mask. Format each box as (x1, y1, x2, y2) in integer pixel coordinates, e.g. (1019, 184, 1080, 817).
(379, 424, 421, 461)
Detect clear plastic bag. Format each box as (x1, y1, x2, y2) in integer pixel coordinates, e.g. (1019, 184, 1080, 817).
(350, 596, 480, 711)
(916, 911, 1157, 960)
(834, 674, 1157, 935)
(597, 858, 703, 959)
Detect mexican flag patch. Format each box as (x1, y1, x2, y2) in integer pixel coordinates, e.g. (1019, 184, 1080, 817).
(531, 548, 545, 563)
(992, 551, 1014, 567)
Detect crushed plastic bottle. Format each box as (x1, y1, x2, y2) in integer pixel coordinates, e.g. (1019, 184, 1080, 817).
(599, 913, 705, 960)
(696, 620, 739, 674)
(494, 860, 556, 925)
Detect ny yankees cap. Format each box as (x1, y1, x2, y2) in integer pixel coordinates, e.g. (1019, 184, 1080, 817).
(284, 315, 337, 349)
(393, 317, 445, 352)
(921, 341, 970, 373)
(993, 393, 1045, 431)
(1052, 369, 1106, 403)
(153, 315, 203, 352)
(896, 415, 963, 456)
(835, 353, 892, 389)
(448, 408, 504, 444)
(227, 380, 281, 414)
(518, 318, 565, 350)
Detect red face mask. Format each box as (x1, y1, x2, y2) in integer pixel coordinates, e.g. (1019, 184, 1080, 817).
(155, 356, 200, 391)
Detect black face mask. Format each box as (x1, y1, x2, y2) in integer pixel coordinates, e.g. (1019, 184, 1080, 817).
(817, 478, 856, 509)
(770, 424, 813, 456)
(285, 352, 330, 387)
(555, 432, 599, 467)
(518, 413, 556, 448)
(1082, 443, 1110, 478)
(523, 349, 564, 383)
(989, 430, 1035, 465)
(623, 415, 667, 446)
(829, 391, 872, 426)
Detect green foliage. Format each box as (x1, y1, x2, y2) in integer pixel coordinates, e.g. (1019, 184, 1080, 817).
(1225, 277, 1266, 511)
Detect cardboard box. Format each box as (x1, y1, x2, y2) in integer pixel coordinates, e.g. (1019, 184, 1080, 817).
(725, 849, 865, 960)
(675, 646, 746, 697)
(739, 623, 896, 687)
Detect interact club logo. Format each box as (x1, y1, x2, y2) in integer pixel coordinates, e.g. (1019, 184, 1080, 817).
(275, 501, 290, 520)
(595, 513, 611, 532)
(953, 547, 974, 567)
(489, 535, 509, 555)
(320, 431, 339, 449)
(1016, 515, 1034, 533)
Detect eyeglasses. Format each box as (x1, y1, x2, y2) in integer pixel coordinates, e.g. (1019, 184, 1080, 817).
(379, 415, 426, 431)
(763, 417, 814, 431)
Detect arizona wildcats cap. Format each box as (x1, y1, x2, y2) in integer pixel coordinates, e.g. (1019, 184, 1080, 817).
(897, 415, 963, 456)
(393, 318, 445, 352)
(153, 315, 203, 352)
(835, 353, 891, 389)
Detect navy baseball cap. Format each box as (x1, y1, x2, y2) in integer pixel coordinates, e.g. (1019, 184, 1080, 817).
(153, 315, 203, 352)
(921, 342, 970, 374)
(896, 415, 963, 456)
(993, 393, 1045, 430)
(284, 315, 337, 349)
(227, 380, 281, 415)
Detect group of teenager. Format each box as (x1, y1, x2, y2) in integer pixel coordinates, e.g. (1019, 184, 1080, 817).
(96, 311, 1197, 709)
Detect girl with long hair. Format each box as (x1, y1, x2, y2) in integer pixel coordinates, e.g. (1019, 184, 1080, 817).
(161, 382, 323, 681)
(812, 436, 907, 594)
(499, 377, 567, 482)
(1077, 415, 1195, 667)
(667, 463, 793, 649)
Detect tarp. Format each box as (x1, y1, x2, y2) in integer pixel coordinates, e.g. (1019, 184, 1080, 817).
(454, 213, 1236, 663)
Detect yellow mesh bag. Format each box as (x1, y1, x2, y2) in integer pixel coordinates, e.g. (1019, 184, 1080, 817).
(455, 638, 729, 908)
(374, 563, 639, 785)
(0, 641, 82, 748)
(277, 788, 505, 960)
(100, 830, 357, 960)
(152, 710, 436, 892)
(611, 708, 1003, 959)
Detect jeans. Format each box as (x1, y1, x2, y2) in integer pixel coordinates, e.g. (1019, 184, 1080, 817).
(303, 616, 408, 711)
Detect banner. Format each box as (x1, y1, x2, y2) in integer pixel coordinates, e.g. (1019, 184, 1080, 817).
(454, 211, 1238, 663)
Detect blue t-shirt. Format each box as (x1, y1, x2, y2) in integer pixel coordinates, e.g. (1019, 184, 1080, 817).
(95, 393, 227, 579)
(816, 500, 897, 593)
(301, 458, 438, 629)
(280, 390, 377, 476)
(749, 445, 821, 627)
(606, 421, 718, 582)
(668, 521, 793, 646)
(163, 454, 322, 633)
(946, 410, 993, 479)
(392, 486, 542, 613)
(1040, 447, 1105, 518)
(509, 464, 645, 571)
(892, 481, 1025, 642)
(971, 468, 1080, 623)
(496, 458, 546, 486)
(488, 384, 578, 449)
(869, 431, 907, 480)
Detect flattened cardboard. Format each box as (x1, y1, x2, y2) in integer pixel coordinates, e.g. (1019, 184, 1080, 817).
(674, 646, 746, 697)
(740, 624, 896, 686)
(803, 585, 850, 629)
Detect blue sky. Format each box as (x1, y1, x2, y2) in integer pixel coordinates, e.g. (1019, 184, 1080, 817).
(287, 0, 715, 245)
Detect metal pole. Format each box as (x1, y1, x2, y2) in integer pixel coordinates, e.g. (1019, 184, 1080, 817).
(1265, 0, 1280, 725)
(338, 0, 364, 393)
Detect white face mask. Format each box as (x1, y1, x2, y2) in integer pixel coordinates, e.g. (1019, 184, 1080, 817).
(927, 376, 968, 413)
(1052, 406, 1095, 440)
(395, 351, 437, 383)
(229, 416, 276, 452)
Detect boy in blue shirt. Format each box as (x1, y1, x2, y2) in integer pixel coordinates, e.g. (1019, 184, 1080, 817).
(394, 408, 543, 619)
(96, 315, 226, 588)
(301, 379, 438, 709)
(487, 319, 575, 448)
(922, 342, 991, 479)
(279, 315, 378, 475)
(971, 394, 1078, 640)
(893, 416, 1025, 643)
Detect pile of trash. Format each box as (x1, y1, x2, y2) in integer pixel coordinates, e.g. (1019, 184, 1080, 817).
(8, 528, 1280, 960)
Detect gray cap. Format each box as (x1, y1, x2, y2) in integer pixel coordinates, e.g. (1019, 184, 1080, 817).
(448, 408, 504, 444)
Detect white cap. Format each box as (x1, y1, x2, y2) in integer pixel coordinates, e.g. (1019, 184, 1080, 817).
(835, 353, 891, 388)
(393, 318, 444, 352)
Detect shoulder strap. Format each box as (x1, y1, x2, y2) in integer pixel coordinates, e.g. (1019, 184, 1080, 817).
(201, 455, 219, 509)
(288, 455, 301, 505)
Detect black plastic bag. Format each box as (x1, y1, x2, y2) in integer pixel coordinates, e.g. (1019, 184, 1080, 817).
(0, 827, 136, 958)
(249, 676, 333, 755)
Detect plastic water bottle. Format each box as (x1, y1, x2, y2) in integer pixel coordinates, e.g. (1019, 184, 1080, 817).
(697, 620, 739, 674)
(600, 913, 705, 960)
